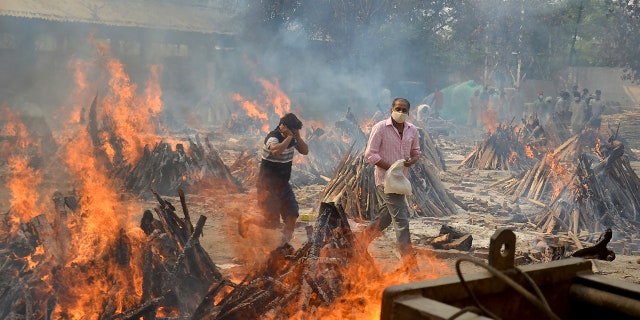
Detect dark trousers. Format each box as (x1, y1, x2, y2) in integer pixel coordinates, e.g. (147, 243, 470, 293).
(368, 185, 413, 256)
(257, 170, 299, 229)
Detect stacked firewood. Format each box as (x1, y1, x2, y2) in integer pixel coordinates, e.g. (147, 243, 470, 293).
(84, 93, 243, 197)
(543, 111, 573, 147)
(534, 142, 640, 236)
(419, 127, 447, 171)
(322, 139, 457, 221)
(137, 189, 226, 316)
(192, 202, 379, 319)
(120, 136, 244, 197)
(494, 126, 629, 198)
(494, 150, 572, 203)
(0, 189, 224, 318)
(459, 122, 537, 172)
(291, 126, 360, 187)
(495, 126, 640, 236)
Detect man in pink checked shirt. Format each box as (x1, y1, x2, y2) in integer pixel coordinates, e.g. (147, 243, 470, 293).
(362, 97, 421, 269)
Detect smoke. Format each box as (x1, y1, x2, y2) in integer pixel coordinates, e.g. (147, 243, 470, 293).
(0, 1, 586, 133)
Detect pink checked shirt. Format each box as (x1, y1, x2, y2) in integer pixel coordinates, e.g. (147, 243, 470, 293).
(365, 117, 421, 186)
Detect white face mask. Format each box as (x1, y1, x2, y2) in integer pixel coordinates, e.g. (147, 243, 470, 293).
(391, 111, 408, 123)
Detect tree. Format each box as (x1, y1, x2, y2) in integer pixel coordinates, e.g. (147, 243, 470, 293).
(599, 0, 640, 82)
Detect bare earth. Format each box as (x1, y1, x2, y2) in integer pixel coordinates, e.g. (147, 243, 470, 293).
(2, 105, 639, 313)
(183, 106, 640, 289)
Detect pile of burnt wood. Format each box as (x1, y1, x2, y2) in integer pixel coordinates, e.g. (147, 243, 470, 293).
(193, 202, 380, 319)
(0, 188, 388, 319)
(85, 94, 243, 198)
(118, 136, 244, 197)
(494, 128, 640, 238)
(322, 128, 457, 221)
(0, 189, 223, 319)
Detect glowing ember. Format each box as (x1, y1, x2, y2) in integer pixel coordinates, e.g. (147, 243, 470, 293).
(525, 145, 535, 158)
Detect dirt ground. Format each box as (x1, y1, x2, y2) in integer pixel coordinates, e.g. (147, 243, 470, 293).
(171, 104, 640, 292)
(3, 104, 640, 316)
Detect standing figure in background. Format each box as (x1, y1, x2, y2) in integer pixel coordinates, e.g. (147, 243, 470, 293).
(468, 89, 481, 128)
(530, 89, 546, 116)
(239, 113, 309, 244)
(362, 98, 421, 270)
(588, 89, 605, 130)
(570, 91, 588, 135)
(430, 88, 444, 118)
(555, 91, 571, 114)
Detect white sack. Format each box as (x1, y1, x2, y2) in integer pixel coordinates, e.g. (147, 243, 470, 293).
(384, 159, 412, 195)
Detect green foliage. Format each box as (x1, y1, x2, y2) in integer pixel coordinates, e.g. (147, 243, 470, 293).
(241, 0, 640, 87)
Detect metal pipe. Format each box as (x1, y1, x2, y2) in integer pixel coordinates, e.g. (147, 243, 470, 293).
(570, 284, 640, 317)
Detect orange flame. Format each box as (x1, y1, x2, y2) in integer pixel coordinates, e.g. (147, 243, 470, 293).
(479, 107, 499, 133)
(525, 145, 535, 159)
(257, 77, 291, 117)
(52, 126, 146, 318)
(230, 93, 270, 133)
(7, 156, 44, 231)
(508, 150, 517, 163)
(308, 250, 449, 319)
(1, 105, 45, 231)
(101, 58, 163, 164)
(231, 76, 296, 133)
(545, 152, 570, 199)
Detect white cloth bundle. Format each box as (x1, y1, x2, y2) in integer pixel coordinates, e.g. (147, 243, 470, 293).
(384, 159, 412, 195)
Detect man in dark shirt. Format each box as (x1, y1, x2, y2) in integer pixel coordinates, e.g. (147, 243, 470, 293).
(239, 113, 309, 244)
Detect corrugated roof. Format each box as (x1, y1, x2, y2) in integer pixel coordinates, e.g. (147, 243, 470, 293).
(0, 0, 239, 34)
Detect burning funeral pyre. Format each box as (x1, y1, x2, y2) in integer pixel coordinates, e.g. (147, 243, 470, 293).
(459, 118, 544, 173)
(494, 128, 640, 237)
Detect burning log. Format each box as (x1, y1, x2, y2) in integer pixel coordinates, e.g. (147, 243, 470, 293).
(84, 93, 242, 197)
(322, 144, 457, 221)
(0, 189, 225, 319)
(459, 122, 538, 172)
(493, 150, 571, 203)
(418, 225, 473, 251)
(493, 128, 640, 237)
(194, 202, 378, 319)
(534, 142, 640, 237)
(121, 136, 244, 197)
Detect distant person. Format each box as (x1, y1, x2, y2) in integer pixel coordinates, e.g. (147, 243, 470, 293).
(416, 104, 431, 126)
(572, 85, 580, 98)
(555, 91, 571, 114)
(361, 97, 421, 270)
(570, 91, 588, 134)
(430, 88, 444, 118)
(239, 113, 309, 244)
(588, 89, 605, 130)
(530, 89, 546, 116)
(468, 89, 481, 128)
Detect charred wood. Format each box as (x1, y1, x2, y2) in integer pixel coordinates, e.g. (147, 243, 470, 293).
(196, 203, 377, 319)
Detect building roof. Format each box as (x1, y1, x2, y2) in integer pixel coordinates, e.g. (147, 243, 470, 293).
(0, 0, 240, 34)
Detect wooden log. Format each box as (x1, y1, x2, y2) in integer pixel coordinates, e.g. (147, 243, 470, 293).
(442, 234, 473, 251)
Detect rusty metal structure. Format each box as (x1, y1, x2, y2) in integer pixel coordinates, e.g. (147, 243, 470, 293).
(382, 229, 640, 319)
